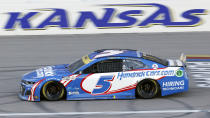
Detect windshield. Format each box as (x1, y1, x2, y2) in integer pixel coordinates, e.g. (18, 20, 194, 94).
(68, 59, 85, 73)
(142, 54, 168, 66)
(68, 55, 92, 73)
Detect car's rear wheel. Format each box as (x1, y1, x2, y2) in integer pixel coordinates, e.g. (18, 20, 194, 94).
(136, 79, 159, 99)
(42, 81, 65, 101)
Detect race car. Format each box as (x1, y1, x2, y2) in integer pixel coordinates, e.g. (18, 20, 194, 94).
(19, 49, 189, 101)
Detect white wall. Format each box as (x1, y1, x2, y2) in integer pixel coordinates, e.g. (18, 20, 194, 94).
(0, 0, 209, 35)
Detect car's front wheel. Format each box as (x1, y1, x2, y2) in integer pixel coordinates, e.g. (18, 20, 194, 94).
(42, 81, 65, 101)
(136, 79, 159, 99)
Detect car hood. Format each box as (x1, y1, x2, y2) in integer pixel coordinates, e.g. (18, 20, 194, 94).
(22, 64, 72, 81)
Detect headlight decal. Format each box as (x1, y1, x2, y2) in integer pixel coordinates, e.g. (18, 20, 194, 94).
(21, 80, 36, 85)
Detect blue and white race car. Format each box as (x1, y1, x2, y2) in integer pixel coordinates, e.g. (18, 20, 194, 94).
(19, 49, 189, 101)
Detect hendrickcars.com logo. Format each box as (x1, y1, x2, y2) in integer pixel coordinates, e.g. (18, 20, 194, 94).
(4, 3, 208, 30)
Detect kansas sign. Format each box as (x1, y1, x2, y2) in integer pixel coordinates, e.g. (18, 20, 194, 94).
(4, 3, 208, 30)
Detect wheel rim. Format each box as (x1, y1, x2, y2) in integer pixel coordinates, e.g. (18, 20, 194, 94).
(46, 83, 62, 97)
(141, 82, 156, 96)
(43, 81, 64, 100)
(137, 80, 158, 98)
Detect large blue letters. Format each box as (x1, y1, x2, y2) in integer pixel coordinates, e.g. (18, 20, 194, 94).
(3, 3, 207, 30)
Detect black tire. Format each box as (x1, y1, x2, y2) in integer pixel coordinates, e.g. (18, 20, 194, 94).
(42, 81, 65, 101)
(136, 79, 159, 99)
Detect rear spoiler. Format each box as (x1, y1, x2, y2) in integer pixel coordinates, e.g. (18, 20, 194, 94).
(168, 59, 184, 67)
(167, 53, 186, 67)
(180, 53, 186, 63)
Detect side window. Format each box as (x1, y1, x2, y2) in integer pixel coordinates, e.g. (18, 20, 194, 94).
(83, 59, 123, 74)
(123, 59, 145, 71)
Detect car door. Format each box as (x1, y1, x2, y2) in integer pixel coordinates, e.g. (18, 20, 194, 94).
(76, 58, 123, 99)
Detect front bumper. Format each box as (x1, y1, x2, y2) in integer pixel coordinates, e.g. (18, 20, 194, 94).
(19, 83, 40, 101)
(19, 83, 31, 101)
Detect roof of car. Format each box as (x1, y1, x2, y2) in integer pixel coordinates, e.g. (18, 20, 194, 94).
(88, 49, 142, 59)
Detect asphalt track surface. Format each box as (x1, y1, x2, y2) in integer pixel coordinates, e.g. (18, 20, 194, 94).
(0, 32, 210, 118)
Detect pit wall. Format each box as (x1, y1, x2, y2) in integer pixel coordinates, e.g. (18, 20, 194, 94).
(0, 0, 209, 35)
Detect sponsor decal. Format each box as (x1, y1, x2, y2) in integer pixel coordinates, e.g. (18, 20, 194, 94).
(62, 75, 77, 81)
(162, 80, 185, 91)
(162, 80, 184, 87)
(61, 74, 81, 87)
(36, 66, 54, 78)
(68, 91, 79, 95)
(3, 3, 207, 30)
(34, 96, 38, 99)
(162, 86, 184, 91)
(152, 64, 158, 69)
(176, 70, 183, 77)
(117, 69, 175, 80)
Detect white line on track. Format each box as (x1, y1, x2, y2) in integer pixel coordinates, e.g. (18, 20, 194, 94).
(0, 110, 210, 117)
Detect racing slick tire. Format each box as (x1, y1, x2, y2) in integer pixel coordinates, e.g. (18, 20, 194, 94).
(42, 81, 65, 101)
(136, 79, 160, 99)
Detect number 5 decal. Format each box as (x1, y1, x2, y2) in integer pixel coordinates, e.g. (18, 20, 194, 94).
(92, 75, 115, 94)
